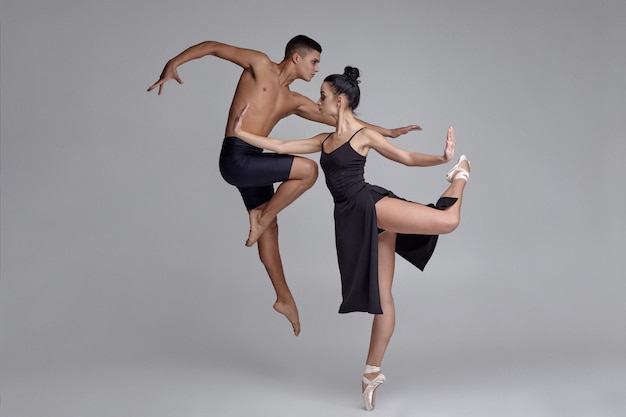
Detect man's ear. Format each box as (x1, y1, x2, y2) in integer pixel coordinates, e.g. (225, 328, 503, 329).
(292, 52, 300, 64)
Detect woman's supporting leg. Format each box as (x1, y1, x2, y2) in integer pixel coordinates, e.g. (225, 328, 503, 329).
(364, 231, 397, 371)
(362, 231, 397, 410)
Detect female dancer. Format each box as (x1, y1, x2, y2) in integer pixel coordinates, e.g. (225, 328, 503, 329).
(233, 67, 470, 411)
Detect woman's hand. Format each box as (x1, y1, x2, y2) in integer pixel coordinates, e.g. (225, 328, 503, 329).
(444, 127, 455, 162)
(233, 104, 249, 135)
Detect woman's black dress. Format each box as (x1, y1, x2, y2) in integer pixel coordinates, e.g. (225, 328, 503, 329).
(319, 129, 457, 314)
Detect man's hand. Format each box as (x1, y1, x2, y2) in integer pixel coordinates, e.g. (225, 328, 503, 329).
(387, 125, 422, 138)
(147, 62, 183, 95)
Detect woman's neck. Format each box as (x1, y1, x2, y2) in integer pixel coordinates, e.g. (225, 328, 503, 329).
(335, 108, 359, 134)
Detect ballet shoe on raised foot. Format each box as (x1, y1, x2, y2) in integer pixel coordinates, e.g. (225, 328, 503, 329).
(446, 154, 471, 183)
(362, 365, 386, 411)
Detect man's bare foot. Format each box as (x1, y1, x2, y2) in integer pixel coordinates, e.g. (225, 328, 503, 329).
(246, 209, 271, 247)
(273, 300, 301, 336)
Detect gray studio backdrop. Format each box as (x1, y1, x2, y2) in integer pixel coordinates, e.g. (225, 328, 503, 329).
(2, 0, 625, 416)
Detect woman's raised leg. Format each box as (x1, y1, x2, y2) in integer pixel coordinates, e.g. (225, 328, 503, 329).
(375, 157, 470, 236)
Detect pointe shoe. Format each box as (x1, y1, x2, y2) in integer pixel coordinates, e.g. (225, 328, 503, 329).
(362, 365, 386, 411)
(446, 154, 470, 183)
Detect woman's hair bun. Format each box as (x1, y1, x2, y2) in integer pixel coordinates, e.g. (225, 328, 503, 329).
(343, 66, 360, 84)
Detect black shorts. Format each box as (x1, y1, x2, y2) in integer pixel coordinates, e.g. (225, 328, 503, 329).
(219, 137, 294, 210)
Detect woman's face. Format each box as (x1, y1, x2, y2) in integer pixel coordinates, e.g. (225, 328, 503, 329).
(317, 82, 337, 116)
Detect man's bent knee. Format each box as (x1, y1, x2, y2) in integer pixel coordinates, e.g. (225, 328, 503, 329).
(292, 157, 319, 183)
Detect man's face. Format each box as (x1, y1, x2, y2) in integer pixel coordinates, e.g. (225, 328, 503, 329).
(296, 50, 320, 82)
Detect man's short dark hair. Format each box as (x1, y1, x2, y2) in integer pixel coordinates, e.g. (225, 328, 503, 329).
(284, 35, 322, 60)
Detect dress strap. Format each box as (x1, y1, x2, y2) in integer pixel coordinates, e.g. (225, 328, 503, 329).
(348, 127, 367, 142)
(321, 132, 334, 153)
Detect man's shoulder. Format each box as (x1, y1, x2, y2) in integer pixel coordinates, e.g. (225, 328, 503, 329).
(248, 51, 276, 68)
(284, 89, 311, 105)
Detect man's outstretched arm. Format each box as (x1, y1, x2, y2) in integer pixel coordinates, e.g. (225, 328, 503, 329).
(294, 95, 422, 138)
(147, 41, 268, 95)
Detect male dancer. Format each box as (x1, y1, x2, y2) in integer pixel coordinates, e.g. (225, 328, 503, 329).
(148, 35, 420, 336)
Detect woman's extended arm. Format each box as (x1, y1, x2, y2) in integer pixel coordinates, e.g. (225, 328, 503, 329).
(362, 126, 455, 167)
(233, 105, 326, 154)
